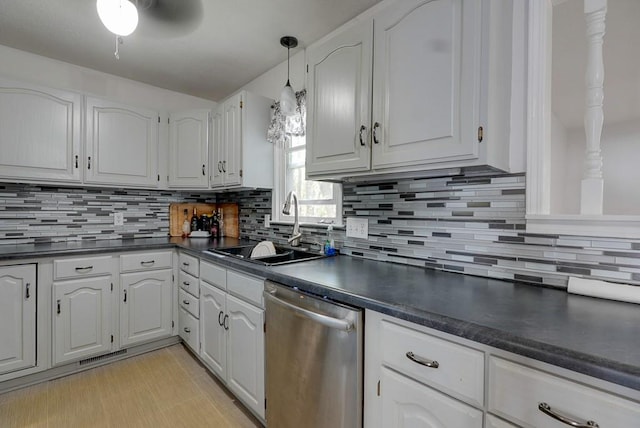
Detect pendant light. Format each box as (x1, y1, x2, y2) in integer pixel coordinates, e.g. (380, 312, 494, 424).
(279, 36, 298, 117)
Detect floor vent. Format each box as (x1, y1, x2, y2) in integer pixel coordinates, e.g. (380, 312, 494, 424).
(79, 349, 127, 366)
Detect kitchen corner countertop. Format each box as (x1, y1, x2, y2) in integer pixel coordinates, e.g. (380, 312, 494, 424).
(2, 237, 640, 392)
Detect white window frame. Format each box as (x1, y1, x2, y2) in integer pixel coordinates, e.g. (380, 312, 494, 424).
(272, 136, 342, 226)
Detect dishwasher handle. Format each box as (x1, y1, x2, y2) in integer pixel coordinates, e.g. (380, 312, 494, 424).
(264, 290, 354, 332)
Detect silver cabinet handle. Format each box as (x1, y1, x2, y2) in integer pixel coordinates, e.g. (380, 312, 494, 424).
(218, 161, 222, 172)
(538, 403, 599, 427)
(182, 300, 190, 305)
(202, 164, 206, 175)
(218, 310, 224, 326)
(359, 125, 367, 146)
(222, 160, 226, 172)
(223, 314, 229, 331)
(75, 266, 93, 272)
(264, 290, 353, 332)
(25, 283, 30, 299)
(183, 327, 191, 333)
(406, 351, 439, 368)
(123, 289, 127, 303)
(140, 260, 155, 266)
(87, 156, 91, 170)
(56, 299, 61, 315)
(372, 122, 381, 144)
(75, 155, 78, 168)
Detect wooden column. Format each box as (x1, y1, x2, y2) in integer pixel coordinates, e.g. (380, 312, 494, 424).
(581, 0, 607, 215)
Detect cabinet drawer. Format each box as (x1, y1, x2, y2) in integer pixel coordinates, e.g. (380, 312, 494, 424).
(488, 356, 640, 428)
(179, 253, 199, 277)
(179, 270, 199, 298)
(120, 251, 172, 272)
(179, 288, 199, 319)
(54, 256, 113, 280)
(179, 307, 199, 353)
(227, 269, 263, 308)
(201, 260, 226, 290)
(380, 318, 484, 407)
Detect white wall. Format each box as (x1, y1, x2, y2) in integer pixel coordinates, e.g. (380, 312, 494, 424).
(553, 118, 640, 215)
(0, 44, 216, 111)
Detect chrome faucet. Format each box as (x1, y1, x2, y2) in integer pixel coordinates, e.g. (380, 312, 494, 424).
(282, 190, 301, 246)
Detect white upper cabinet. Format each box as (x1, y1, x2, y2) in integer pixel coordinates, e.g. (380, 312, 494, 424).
(168, 109, 210, 188)
(211, 91, 273, 189)
(85, 97, 159, 187)
(0, 77, 81, 183)
(306, 19, 373, 175)
(306, 0, 519, 179)
(371, 0, 480, 169)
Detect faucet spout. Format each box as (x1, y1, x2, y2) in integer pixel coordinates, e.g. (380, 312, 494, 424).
(283, 190, 301, 246)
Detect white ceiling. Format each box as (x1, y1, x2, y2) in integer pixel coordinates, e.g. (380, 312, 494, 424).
(0, 0, 382, 101)
(552, 0, 640, 130)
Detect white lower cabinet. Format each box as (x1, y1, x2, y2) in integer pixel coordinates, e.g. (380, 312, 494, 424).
(198, 259, 265, 420)
(488, 356, 640, 428)
(120, 269, 172, 347)
(178, 253, 200, 351)
(53, 275, 112, 365)
(366, 310, 484, 428)
(0, 264, 36, 375)
(366, 309, 640, 428)
(381, 366, 483, 428)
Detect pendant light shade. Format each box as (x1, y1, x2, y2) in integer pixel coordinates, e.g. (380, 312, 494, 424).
(97, 0, 139, 36)
(279, 36, 298, 116)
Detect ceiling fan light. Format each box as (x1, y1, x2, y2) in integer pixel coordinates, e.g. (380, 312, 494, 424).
(97, 0, 139, 37)
(280, 82, 297, 116)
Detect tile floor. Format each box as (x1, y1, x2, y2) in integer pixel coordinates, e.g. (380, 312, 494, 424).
(0, 344, 263, 428)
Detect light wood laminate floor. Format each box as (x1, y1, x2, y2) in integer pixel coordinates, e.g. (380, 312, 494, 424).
(0, 344, 263, 428)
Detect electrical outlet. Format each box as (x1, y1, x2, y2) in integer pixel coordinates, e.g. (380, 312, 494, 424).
(264, 214, 271, 228)
(113, 212, 124, 226)
(346, 217, 368, 239)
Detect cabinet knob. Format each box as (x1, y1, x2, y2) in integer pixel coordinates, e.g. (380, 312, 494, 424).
(218, 310, 224, 326)
(223, 314, 229, 331)
(25, 283, 30, 299)
(74, 266, 93, 273)
(183, 300, 190, 305)
(56, 299, 61, 315)
(75, 155, 78, 168)
(87, 156, 91, 170)
(218, 161, 222, 172)
(183, 327, 191, 333)
(202, 164, 206, 175)
(140, 260, 155, 266)
(222, 160, 226, 172)
(123, 289, 127, 303)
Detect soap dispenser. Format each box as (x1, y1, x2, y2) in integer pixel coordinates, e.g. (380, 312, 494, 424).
(324, 225, 336, 256)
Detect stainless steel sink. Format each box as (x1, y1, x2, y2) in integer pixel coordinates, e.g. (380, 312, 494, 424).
(207, 244, 326, 266)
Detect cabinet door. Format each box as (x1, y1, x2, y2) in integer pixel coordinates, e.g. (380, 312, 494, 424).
(222, 93, 242, 187)
(306, 19, 373, 176)
(120, 269, 172, 347)
(210, 107, 225, 187)
(85, 97, 159, 187)
(0, 78, 81, 183)
(199, 281, 227, 379)
(168, 110, 210, 188)
(53, 276, 112, 365)
(226, 294, 265, 419)
(381, 367, 483, 428)
(0, 265, 36, 375)
(371, 0, 481, 169)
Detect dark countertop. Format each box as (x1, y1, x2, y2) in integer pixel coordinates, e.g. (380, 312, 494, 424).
(3, 238, 640, 392)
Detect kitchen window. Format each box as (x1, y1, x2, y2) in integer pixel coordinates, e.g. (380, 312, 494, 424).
(273, 133, 342, 225)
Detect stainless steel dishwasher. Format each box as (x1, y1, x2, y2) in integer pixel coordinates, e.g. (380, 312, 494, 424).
(264, 281, 363, 428)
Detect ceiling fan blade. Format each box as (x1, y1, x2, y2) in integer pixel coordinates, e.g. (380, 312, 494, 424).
(136, 0, 203, 38)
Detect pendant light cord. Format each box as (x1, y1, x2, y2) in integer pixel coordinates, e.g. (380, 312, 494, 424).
(286, 44, 291, 85)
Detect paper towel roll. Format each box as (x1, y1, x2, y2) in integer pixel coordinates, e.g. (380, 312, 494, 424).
(568, 276, 640, 305)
